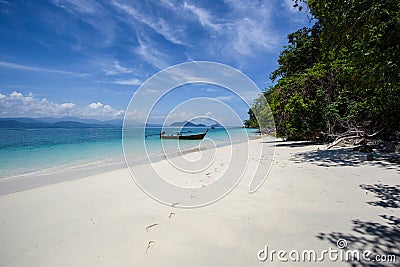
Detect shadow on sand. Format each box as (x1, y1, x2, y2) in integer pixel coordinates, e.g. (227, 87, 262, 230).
(360, 184, 400, 209)
(317, 183, 400, 266)
(261, 140, 323, 147)
(294, 147, 399, 171)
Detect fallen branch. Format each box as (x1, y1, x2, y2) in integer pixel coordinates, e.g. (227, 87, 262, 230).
(323, 131, 361, 147)
(326, 129, 383, 149)
(327, 135, 360, 149)
(365, 129, 382, 138)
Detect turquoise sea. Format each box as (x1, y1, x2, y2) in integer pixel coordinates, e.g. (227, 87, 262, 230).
(0, 126, 257, 180)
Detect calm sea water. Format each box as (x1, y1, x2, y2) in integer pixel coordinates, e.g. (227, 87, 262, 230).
(0, 127, 257, 179)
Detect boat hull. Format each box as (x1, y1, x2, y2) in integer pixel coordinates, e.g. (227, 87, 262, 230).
(160, 130, 208, 140)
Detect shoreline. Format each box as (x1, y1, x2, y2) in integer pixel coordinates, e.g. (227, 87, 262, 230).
(0, 138, 398, 266)
(0, 135, 264, 195)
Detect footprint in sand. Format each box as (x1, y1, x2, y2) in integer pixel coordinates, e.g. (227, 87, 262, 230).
(145, 223, 159, 232)
(146, 241, 155, 254)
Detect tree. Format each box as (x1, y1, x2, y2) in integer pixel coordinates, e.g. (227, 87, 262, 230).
(248, 0, 400, 140)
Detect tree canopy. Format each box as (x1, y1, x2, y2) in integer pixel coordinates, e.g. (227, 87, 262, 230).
(247, 0, 400, 140)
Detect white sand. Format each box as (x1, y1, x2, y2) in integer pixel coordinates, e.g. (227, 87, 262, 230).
(0, 139, 398, 266)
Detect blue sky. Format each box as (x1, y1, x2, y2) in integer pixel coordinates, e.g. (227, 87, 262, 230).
(0, 0, 310, 122)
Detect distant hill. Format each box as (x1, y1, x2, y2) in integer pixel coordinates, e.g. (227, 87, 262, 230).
(0, 117, 220, 128)
(0, 117, 123, 126)
(0, 119, 118, 129)
(170, 121, 207, 127)
(211, 123, 223, 128)
(145, 123, 162, 127)
(0, 117, 41, 124)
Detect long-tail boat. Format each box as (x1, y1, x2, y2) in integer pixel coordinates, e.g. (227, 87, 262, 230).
(160, 129, 208, 140)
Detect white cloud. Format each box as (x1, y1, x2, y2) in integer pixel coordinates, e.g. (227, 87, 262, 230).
(113, 78, 142, 86)
(50, 0, 116, 46)
(135, 34, 170, 69)
(167, 1, 281, 58)
(222, 0, 280, 56)
(183, 2, 221, 31)
(229, 18, 278, 56)
(44, 0, 309, 73)
(159, 0, 175, 9)
(51, 0, 99, 14)
(88, 102, 103, 109)
(0, 91, 124, 119)
(0, 61, 89, 77)
(215, 95, 235, 101)
(104, 61, 134, 76)
(10, 91, 24, 99)
(60, 102, 76, 109)
(143, 88, 158, 94)
(111, 0, 186, 45)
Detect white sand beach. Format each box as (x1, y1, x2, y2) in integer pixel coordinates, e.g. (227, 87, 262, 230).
(0, 139, 398, 266)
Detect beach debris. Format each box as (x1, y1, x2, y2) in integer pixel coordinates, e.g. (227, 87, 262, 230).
(205, 172, 211, 176)
(172, 202, 180, 207)
(146, 241, 155, 254)
(145, 223, 159, 232)
(168, 212, 175, 218)
(325, 129, 382, 149)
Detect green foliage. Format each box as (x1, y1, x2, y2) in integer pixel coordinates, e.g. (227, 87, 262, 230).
(244, 109, 259, 128)
(248, 0, 400, 140)
(270, 24, 322, 81)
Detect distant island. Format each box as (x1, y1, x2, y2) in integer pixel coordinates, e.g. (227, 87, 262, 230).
(170, 121, 206, 127)
(169, 121, 223, 128)
(0, 117, 224, 129)
(210, 123, 222, 128)
(0, 117, 122, 128)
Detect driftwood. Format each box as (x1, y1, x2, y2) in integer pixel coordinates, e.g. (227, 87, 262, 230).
(326, 129, 382, 149)
(326, 135, 361, 149)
